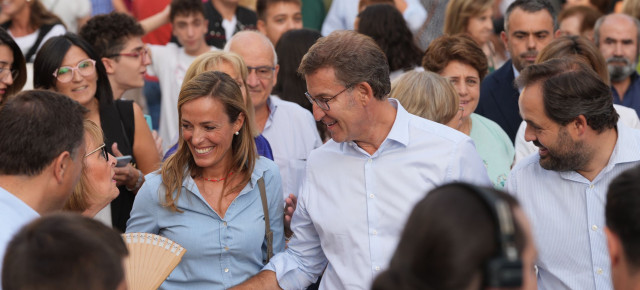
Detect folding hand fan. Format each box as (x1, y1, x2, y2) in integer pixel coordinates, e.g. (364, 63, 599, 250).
(121, 233, 186, 290)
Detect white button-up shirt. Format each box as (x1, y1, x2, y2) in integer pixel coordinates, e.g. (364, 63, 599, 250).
(264, 99, 491, 289)
(262, 96, 322, 198)
(507, 124, 640, 290)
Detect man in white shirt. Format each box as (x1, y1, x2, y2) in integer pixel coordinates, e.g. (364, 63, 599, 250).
(0, 90, 87, 286)
(226, 30, 322, 199)
(507, 58, 640, 290)
(233, 30, 491, 290)
(151, 0, 217, 151)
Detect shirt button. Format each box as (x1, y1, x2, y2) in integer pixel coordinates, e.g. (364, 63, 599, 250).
(597, 268, 603, 275)
(224, 246, 229, 251)
(372, 230, 378, 235)
(375, 266, 380, 271)
(589, 184, 594, 189)
(224, 268, 229, 273)
(223, 222, 227, 226)
(369, 194, 374, 198)
(591, 225, 598, 231)
(368, 159, 372, 163)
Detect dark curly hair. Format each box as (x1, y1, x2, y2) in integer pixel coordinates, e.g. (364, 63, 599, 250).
(357, 4, 422, 72)
(422, 34, 489, 81)
(79, 12, 144, 58)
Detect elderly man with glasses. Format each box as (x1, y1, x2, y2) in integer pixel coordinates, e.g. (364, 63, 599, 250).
(232, 30, 491, 290)
(225, 31, 322, 223)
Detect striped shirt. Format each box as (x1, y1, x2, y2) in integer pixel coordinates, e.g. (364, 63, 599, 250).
(506, 124, 640, 290)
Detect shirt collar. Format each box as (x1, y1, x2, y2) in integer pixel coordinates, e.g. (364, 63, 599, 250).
(383, 98, 410, 147)
(607, 124, 640, 165)
(342, 98, 409, 155)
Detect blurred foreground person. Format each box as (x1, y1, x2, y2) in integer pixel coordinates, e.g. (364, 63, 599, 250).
(606, 166, 640, 290)
(2, 213, 128, 290)
(372, 183, 537, 290)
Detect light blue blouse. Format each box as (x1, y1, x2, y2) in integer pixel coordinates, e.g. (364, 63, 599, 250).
(126, 157, 285, 289)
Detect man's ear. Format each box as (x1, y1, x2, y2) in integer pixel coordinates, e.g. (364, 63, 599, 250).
(571, 115, 588, 137)
(605, 227, 622, 268)
(102, 57, 115, 74)
(273, 64, 279, 84)
(52, 151, 72, 184)
(354, 82, 374, 106)
(257, 19, 267, 34)
(501, 31, 508, 48)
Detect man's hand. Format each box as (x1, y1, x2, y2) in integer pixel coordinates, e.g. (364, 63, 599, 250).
(284, 194, 297, 239)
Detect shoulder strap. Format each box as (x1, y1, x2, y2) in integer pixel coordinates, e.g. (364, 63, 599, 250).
(258, 177, 273, 263)
(25, 23, 57, 62)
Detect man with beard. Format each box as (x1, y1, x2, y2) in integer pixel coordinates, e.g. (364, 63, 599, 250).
(507, 58, 640, 290)
(476, 0, 556, 143)
(595, 14, 640, 118)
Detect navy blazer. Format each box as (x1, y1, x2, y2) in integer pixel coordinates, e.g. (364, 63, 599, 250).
(476, 59, 521, 144)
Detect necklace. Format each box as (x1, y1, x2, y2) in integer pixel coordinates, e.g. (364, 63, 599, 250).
(201, 171, 233, 182)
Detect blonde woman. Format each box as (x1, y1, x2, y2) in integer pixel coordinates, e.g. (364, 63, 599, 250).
(391, 71, 463, 129)
(163, 51, 273, 161)
(444, 0, 506, 72)
(127, 71, 284, 289)
(64, 120, 119, 219)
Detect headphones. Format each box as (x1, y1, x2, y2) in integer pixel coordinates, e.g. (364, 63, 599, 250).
(451, 183, 524, 288)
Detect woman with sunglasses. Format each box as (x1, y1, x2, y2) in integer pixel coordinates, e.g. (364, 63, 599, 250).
(33, 33, 160, 232)
(64, 120, 119, 219)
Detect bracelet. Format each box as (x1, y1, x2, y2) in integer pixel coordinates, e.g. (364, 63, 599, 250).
(126, 169, 144, 191)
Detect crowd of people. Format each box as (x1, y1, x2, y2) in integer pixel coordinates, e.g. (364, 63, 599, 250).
(2, 0, 640, 289)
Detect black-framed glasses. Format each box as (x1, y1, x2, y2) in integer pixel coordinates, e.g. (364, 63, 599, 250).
(84, 143, 107, 161)
(247, 66, 275, 79)
(106, 46, 150, 63)
(53, 59, 96, 83)
(0, 66, 18, 81)
(304, 86, 351, 111)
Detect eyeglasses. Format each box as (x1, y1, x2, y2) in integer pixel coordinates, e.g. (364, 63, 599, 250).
(85, 143, 108, 161)
(53, 59, 96, 83)
(305, 86, 351, 111)
(247, 66, 275, 79)
(0, 66, 18, 81)
(107, 46, 150, 63)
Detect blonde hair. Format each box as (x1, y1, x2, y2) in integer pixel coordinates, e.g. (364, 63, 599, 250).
(622, 0, 640, 21)
(391, 71, 460, 124)
(64, 120, 104, 213)
(444, 0, 494, 36)
(181, 50, 258, 137)
(162, 71, 257, 212)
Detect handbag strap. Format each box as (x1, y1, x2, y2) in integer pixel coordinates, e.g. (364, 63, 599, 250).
(258, 177, 273, 263)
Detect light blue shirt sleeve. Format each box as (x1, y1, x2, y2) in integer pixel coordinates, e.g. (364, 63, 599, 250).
(126, 172, 161, 234)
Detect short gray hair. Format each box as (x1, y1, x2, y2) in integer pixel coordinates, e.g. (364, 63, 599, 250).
(593, 13, 640, 57)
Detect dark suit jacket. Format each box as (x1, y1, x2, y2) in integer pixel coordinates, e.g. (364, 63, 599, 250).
(476, 59, 521, 144)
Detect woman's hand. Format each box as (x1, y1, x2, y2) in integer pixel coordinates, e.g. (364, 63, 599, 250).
(111, 142, 142, 190)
